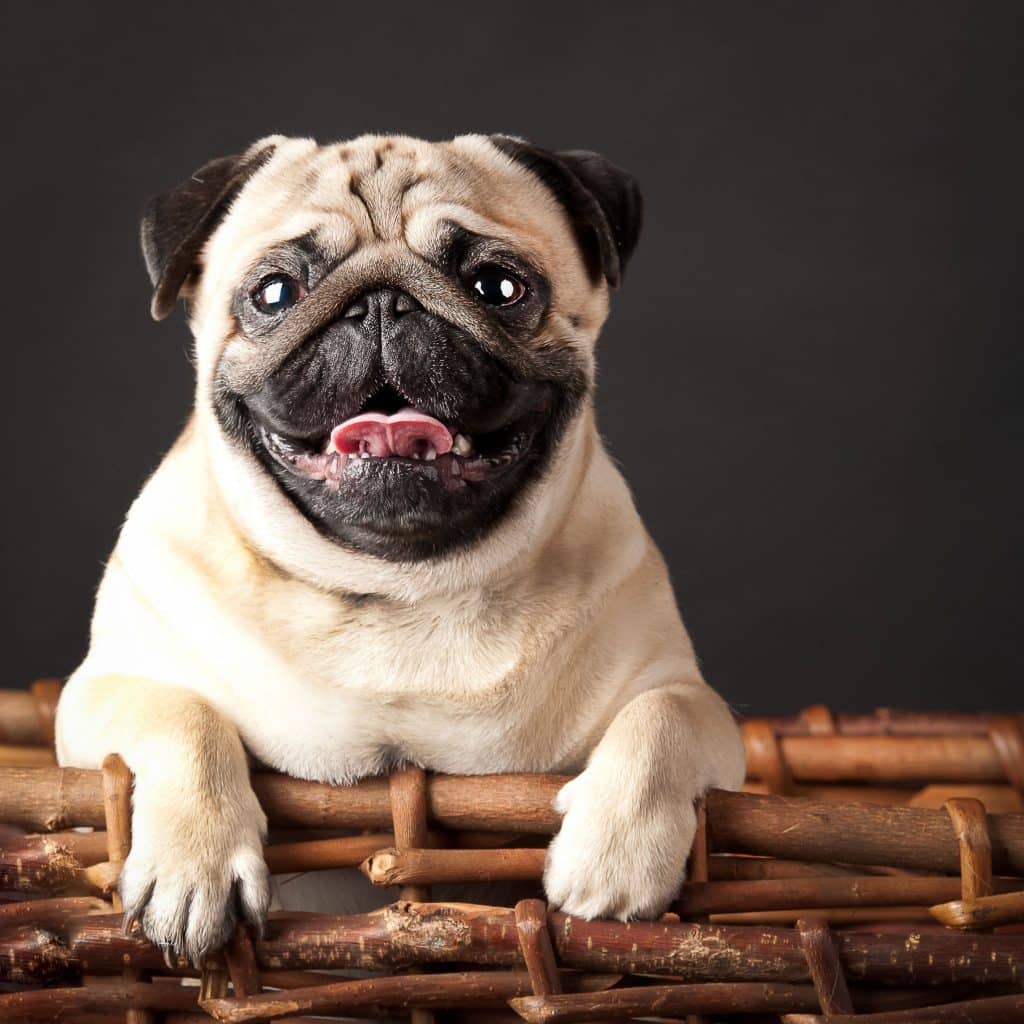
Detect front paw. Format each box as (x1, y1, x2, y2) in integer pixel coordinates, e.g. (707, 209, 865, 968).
(543, 772, 697, 921)
(119, 782, 270, 965)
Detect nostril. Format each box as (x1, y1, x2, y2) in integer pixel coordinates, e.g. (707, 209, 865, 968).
(393, 292, 420, 316)
(342, 296, 369, 319)
(340, 289, 419, 321)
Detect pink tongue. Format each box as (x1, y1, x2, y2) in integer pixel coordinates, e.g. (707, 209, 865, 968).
(330, 408, 453, 458)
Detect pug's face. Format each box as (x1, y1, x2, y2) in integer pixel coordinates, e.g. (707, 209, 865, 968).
(142, 135, 641, 560)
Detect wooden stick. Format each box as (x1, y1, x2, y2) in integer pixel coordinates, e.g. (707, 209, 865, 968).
(508, 984, 975, 1023)
(223, 925, 263, 997)
(264, 832, 396, 873)
(944, 797, 993, 902)
(389, 764, 430, 902)
(515, 899, 561, 997)
(0, 684, 57, 745)
(0, 982, 198, 1021)
(0, 767, 567, 833)
(203, 969, 623, 1024)
(676, 875, 1024, 916)
(6, 768, 1024, 878)
(796, 919, 853, 1015)
(742, 781, 1024, 810)
(781, 991, 1024, 1023)
(202, 970, 539, 1023)
(362, 846, 547, 886)
(0, 925, 79, 986)
(709, 907, 935, 925)
(258, 969, 347, 989)
(746, 735, 1010, 783)
(704, 789, 1024, 875)
(0, 895, 108, 928)
(102, 753, 154, 1024)
(930, 889, 1024, 929)
(0, 825, 109, 894)
(30, 678, 62, 746)
(705, 855, 882, 880)
(57, 902, 1024, 988)
(762, 709, 1023, 737)
(3, 827, 533, 895)
(510, 983, 825, 1023)
(0, 742, 55, 765)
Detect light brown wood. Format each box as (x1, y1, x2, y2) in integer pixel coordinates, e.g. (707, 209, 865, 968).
(515, 899, 561, 997)
(202, 970, 538, 1023)
(101, 753, 153, 1024)
(223, 925, 262, 997)
(0, 825, 108, 894)
(0, 895, 108, 927)
(30, 678, 62, 747)
(746, 735, 1010, 784)
(677, 874, 1024, 916)
(944, 797, 993, 902)
(388, 766, 436, 1024)
(742, 719, 793, 793)
(508, 984, 969, 1023)
(709, 907, 935, 925)
(203, 969, 623, 1024)
(930, 888, 1024, 929)
(510, 983, 825, 1023)
(763, 709, 1023, 738)
(796, 918, 853, 1015)
(7, 767, 1024, 877)
(362, 846, 547, 885)
(389, 765, 430, 902)
(704, 789, 1024, 875)
(781, 991, 1024, 1023)
(0, 686, 52, 745)
(57, 902, 1024, 989)
(264, 832, 395, 873)
(706, 855, 880, 881)
(0, 982, 198, 1021)
(0, 742, 55, 765)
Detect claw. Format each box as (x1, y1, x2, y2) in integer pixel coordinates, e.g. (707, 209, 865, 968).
(161, 942, 177, 971)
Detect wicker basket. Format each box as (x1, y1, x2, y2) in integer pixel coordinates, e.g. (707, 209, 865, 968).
(2, 682, 1023, 1023)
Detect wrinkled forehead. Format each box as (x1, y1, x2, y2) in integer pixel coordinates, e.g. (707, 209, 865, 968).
(203, 134, 585, 290)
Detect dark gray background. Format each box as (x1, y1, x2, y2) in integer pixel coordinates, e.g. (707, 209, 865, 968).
(4, 3, 1021, 713)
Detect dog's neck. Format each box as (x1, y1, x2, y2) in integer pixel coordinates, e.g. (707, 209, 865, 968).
(193, 405, 627, 605)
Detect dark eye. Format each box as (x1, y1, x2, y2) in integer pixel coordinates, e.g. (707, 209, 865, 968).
(470, 265, 527, 306)
(251, 275, 306, 315)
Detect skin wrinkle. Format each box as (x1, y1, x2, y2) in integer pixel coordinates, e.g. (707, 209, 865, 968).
(220, 244, 583, 401)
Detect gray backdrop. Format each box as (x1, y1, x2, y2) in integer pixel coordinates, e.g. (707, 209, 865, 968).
(4, 2, 1021, 713)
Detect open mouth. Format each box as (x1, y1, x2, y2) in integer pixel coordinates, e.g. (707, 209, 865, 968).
(251, 384, 553, 492)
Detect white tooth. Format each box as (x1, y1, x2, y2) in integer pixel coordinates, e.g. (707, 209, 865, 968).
(360, 451, 370, 459)
(348, 453, 358, 460)
(411, 452, 421, 460)
(424, 447, 437, 462)
(452, 434, 473, 456)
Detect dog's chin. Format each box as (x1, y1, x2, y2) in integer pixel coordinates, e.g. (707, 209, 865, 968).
(239, 389, 566, 561)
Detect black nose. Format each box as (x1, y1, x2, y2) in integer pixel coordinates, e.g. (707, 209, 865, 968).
(341, 288, 421, 328)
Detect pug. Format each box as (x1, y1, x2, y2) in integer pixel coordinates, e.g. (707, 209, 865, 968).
(55, 134, 745, 964)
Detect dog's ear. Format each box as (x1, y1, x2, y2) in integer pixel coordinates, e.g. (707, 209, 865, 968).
(140, 143, 276, 321)
(490, 135, 643, 287)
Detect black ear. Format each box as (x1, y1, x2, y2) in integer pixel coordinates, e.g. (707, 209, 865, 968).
(490, 135, 643, 287)
(140, 143, 276, 321)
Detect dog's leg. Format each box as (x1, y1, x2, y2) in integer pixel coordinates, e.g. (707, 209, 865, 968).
(56, 673, 269, 964)
(543, 677, 744, 920)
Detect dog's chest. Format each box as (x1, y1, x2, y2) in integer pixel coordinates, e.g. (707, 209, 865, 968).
(219, 584, 578, 780)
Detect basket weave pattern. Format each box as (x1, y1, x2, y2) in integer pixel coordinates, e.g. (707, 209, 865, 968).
(2, 684, 1023, 1023)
